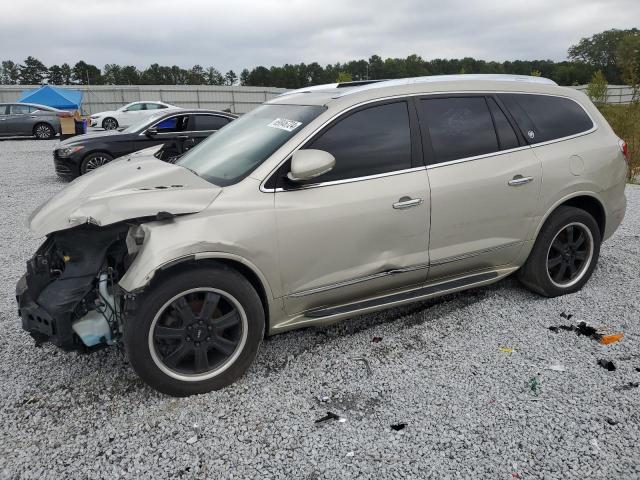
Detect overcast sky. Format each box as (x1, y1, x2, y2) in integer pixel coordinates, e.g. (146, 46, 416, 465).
(2, 0, 639, 72)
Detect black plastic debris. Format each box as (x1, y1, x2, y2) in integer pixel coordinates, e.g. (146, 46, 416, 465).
(391, 423, 407, 431)
(597, 359, 616, 371)
(315, 412, 340, 424)
(548, 321, 602, 341)
(605, 418, 619, 426)
(560, 312, 574, 320)
(636, 367, 640, 373)
(372, 336, 383, 343)
(614, 382, 640, 392)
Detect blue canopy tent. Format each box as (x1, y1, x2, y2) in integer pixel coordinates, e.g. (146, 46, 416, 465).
(18, 85, 82, 111)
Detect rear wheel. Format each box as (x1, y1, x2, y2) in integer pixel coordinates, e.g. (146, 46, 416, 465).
(124, 266, 265, 396)
(80, 152, 113, 174)
(33, 123, 54, 140)
(518, 206, 601, 297)
(102, 117, 118, 130)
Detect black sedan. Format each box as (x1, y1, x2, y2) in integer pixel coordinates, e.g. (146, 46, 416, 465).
(53, 109, 237, 179)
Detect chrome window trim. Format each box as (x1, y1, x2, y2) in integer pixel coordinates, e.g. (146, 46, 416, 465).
(259, 90, 597, 192)
(288, 263, 430, 298)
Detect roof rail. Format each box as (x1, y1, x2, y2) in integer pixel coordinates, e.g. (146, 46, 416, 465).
(279, 74, 557, 98)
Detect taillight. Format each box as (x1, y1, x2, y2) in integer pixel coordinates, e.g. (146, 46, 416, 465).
(619, 139, 629, 163)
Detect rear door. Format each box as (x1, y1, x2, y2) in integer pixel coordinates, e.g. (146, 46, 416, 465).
(418, 95, 542, 280)
(6, 104, 34, 135)
(273, 100, 431, 315)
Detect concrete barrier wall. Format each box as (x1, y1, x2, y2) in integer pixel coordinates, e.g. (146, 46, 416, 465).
(0, 85, 288, 114)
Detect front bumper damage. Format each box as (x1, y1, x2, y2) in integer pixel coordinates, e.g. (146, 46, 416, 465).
(16, 223, 130, 351)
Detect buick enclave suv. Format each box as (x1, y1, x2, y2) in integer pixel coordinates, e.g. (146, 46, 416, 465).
(16, 75, 628, 396)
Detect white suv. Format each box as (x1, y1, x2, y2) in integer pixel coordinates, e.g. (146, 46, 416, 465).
(18, 75, 628, 396)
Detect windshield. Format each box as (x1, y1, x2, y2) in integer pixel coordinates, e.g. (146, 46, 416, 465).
(123, 113, 164, 133)
(176, 104, 326, 186)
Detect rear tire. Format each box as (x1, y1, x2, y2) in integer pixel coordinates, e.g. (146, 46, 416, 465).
(33, 123, 54, 140)
(102, 117, 118, 130)
(124, 265, 265, 397)
(518, 206, 601, 297)
(80, 152, 113, 174)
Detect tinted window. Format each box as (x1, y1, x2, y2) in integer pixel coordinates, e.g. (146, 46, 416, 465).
(125, 103, 144, 111)
(192, 115, 230, 131)
(152, 115, 189, 133)
(146, 103, 165, 110)
(499, 94, 593, 144)
(303, 102, 411, 182)
(487, 97, 519, 150)
(420, 97, 498, 164)
(0, 105, 8, 115)
(11, 104, 32, 114)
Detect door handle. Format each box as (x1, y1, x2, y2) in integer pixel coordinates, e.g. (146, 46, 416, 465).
(30, 115, 38, 119)
(508, 175, 534, 186)
(177, 135, 189, 140)
(393, 197, 423, 209)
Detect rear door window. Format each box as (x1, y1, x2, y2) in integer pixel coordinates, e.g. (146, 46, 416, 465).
(302, 101, 412, 183)
(11, 105, 32, 114)
(419, 97, 498, 164)
(192, 115, 230, 131)
(498, 94, 593, 144)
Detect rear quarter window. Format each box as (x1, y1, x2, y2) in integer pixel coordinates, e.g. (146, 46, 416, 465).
(499, 94, 593, 144)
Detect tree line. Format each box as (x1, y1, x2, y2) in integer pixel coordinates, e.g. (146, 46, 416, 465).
(1, 28, 638, 89)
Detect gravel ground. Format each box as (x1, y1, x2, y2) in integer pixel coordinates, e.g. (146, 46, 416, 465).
(0, 138, 639, 480)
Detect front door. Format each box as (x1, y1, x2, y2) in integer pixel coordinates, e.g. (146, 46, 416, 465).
(417, 95, 542, 280)
(273, 100, 431, 315)
(0, 105, 8, 135)
(6, 104, 33, 136)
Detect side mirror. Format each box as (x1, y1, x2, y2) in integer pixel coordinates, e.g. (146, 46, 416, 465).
(146, 127, 158, 137)
(287, 149, 335, 182)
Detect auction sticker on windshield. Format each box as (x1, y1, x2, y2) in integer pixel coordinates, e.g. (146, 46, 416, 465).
(267, 118, 303, 132)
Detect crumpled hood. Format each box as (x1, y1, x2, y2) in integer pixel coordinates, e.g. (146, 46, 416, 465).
(29, 153, 221, 236)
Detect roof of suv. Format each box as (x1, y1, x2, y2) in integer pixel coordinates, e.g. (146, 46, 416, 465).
(268, 74, 580, 108)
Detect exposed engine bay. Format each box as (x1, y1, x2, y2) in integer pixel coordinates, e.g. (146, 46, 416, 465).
(16, 222, 143, 351)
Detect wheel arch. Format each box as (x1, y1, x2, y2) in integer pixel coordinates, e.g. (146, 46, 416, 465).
(534, 192, 606, 240)
(136, 253, 275, 336)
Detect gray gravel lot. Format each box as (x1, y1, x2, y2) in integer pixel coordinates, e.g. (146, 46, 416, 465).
(0, 138, 639, 479)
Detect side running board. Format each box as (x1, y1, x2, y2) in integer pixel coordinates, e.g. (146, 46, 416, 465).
(305, 271, 499, 318)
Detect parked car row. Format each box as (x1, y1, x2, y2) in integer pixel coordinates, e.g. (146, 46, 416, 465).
(16, 74, 628, 396)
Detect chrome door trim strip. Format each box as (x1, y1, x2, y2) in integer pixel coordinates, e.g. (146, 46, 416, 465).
(430, 241, 523, 266)
(288, 263, 430, 298)
(259, 90, 597, 192)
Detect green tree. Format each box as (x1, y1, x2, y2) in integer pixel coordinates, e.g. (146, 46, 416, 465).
(103, 64, 121, 84)
(60, 63, 72, 85)
(616, 33, 640, 100)
(568, 28, 640, 84)
(119, 66, 140, 85)
(239, 68, 250, 86)
(531, 69, 542, 77)
(47, 65, 63, 85)
(72, 61, 102, 85)
(586, 70, 608, 105)
(1, 60, 20, 84)
(19, 56, 48, 84)
(187, 65, 206, 85)
(206, 67, 224, 85)
(224, 70, 237, 86)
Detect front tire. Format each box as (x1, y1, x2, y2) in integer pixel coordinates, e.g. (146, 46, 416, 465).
(124, 266, 265, 397)
(102, 117, 118, 130)
(33, 123, 54, 140)
(518, 206, 601, 297)
(80, 152, 113, 174)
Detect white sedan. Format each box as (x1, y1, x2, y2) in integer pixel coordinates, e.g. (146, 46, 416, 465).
(89, 101, 179, 130)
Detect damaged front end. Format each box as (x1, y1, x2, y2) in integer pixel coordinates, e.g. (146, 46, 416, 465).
(16, 223, 136, 351)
